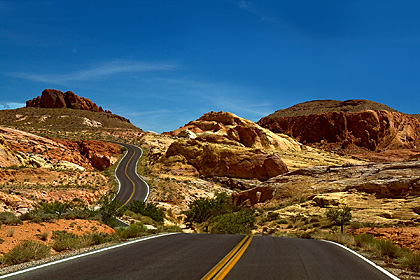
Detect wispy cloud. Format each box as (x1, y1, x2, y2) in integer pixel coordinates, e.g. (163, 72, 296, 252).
(152, 77, 274, 120)
(0, 102, 25, 109)
(10, 60, 176, 85)
(237, 1, 279, 23)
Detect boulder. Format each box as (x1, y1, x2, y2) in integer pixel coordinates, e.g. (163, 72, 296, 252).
(26, 89, 107, 113)
(165, 139, 288, 180)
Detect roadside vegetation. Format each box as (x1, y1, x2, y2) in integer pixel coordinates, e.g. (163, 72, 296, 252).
(0, 197, 181, 267)
(253, 204, 420, 275)
(183, 192, 256, 234)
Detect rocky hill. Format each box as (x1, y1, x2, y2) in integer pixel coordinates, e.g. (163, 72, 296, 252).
(258, 100, 420, 161)
(27, 89, 110, 114)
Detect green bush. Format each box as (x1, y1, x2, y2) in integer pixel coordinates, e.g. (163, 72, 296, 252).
(127, 201, 165, 222)
(354, 233, 376, 248)
(211, 209, 255, 235)
(98, 195, 125, 228)
(51, 231, 81, 252)
(326, 205, 352, 225)
(116, 223, 146, 239)
(374, 239, 402, 259)
(401, 252, 420, 273)
(0, 212, 22, 226)
(184, 192, 234, 224)
(2, 240, 50, 265)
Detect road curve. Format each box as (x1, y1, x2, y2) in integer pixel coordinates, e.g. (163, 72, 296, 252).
(1, 234, 397, 280)
(113, 142, 149, 206)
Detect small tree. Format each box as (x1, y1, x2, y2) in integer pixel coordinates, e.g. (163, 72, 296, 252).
(326, 205, 352, 225)
(98, 195, 125, 227)
(211, 209, 255, 235)
(183, 192, 233, 224)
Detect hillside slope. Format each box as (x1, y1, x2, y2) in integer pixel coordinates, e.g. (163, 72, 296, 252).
(258, 99, 420, 161)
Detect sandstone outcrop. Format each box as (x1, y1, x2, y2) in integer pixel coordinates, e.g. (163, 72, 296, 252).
(26, 89, 109, 113)
(0, 126, 121, 170)
(166, 111, 301, 152)
(258, 100, 420, 154)
(164, 139, 288, 180)
(0, 136, 20, 168)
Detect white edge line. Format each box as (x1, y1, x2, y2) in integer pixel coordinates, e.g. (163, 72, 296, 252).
(322, 240, 400, 280)
(0, 233, 180, 279)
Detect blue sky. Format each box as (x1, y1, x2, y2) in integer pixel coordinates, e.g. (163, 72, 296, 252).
(1, 1, 420, 133)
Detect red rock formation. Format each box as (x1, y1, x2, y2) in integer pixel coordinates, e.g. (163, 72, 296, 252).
(165, 139, 288, 180)
(165, 111, 301, 152)
(26, 89, 111, 113)
(259, 104, 420, 152)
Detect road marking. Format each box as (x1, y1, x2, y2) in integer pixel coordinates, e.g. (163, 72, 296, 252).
(201, 235, 253, 280)
(0, 233, 180, 279)
(121, 147, 137, 207)
(322, 240, 400, 280)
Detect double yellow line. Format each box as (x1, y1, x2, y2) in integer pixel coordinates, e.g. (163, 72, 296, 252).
(121, 148, 137, 207)
(201, 235, 253, 280)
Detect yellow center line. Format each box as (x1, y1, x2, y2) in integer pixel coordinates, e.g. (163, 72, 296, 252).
(121, 149, 137, 207)
(201, 235, 253, 280)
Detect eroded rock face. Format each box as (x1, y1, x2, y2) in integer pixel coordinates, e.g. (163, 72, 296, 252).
(258, 100, 420, 152)
(26, 89, 110, 113)
(164, 139, 288, 181)
(0, 127, 121, 170)
(0, 136, 20, 167)
(165, 111, 301, 152)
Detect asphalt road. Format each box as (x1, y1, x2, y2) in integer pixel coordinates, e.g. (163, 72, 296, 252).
(113, 142, 149, 206)
(2, 234, 397, 280)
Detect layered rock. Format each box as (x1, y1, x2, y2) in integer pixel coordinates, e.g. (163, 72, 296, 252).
(26, 89, 109, 113)
(166, 111, 301, 152)
(0, 136, 20, 167)
(164, 139, 288, 181)
(0, 126, 121, 170)
(258, 100, 420, 153)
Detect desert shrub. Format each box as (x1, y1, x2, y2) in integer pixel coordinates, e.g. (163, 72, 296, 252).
(127, 201, 165, 222)
(184, 192, 235, 224)
(2, 240, 50, 265)
(401, 252, 420, 273)
(116, 223, 146, 239)
(354, 233, 376, 248)
(211, 209, 255, 235)
(374, 238, 402, 259)
(160, 225, 183, 233)
(0, 212, 22, 226)
(36, 231, 49, 241)
(20, 212, 56, 223)
(34, 201, 72, 218)
(326, 205, 352, 225)
(266, 211, 279, 221)
(51, 231, 81, 252)
(98, 195, 125, 228)
(89, 232, 115, 245)
(324, 233, 356, 247)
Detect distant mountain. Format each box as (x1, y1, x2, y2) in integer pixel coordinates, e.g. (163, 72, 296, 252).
(258, 99, 420, 153)
(265, 99, 399, 118)
(0, 89, 142, 141)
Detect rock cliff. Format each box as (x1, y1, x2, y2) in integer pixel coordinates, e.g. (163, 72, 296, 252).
(165, 111, 301, 152)
(0, 126, 121, 170)
(26, 89, 108, 112)
(258, 100, 420, 154)
(164, 139, 288, 181)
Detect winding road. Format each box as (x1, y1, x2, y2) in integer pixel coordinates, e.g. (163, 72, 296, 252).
(0, 143, 399, 279)
(1, 234, 398, 279)
(113, 142, 149, 206)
